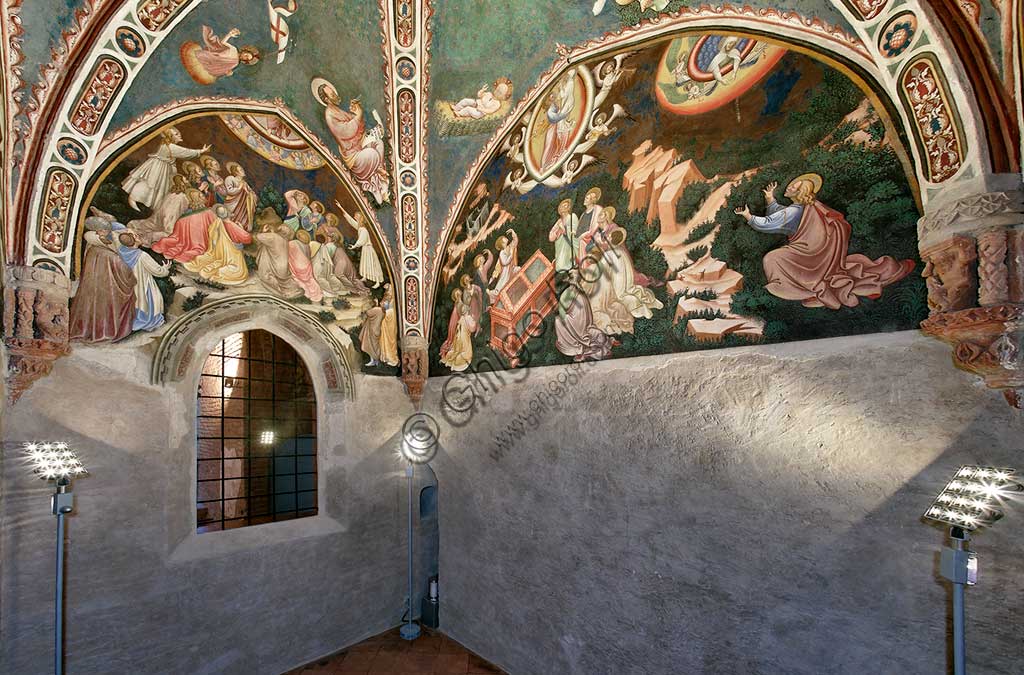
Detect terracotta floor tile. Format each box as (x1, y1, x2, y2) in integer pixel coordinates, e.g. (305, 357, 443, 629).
(336, 652, 375, 673)
(432, 653, 469, 674)
(436, 638, 465, 655)
(410, 634, 442, 653)
(400, 652, 438, 673)
(467, 653, 502, 674)
(287, 628, 500, 675)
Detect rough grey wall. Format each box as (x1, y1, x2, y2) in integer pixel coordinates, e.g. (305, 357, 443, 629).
(0, 341, 419, 675)
(422, 331, 1024, 675)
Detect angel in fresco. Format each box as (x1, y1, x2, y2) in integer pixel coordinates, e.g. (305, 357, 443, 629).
(440, 289, 476, 372)
(592, 0, 670, 15)
(121, 127, 209, 211)
(734, 174, 916, 309)
(180, 26, 260, 85)
(312, 78, 389, 204)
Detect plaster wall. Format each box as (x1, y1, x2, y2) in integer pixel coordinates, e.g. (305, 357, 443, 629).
(0, 340, 421, 675)
(423, 331, 1024, 675)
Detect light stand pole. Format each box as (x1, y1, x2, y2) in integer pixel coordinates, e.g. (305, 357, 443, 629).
(923, 465, 1020, 675)
(22, 442, 87, 675)
(940, 526, 976, 675)
(52, 477, 75, 675)
(400, 462, 420, 641)
(399, 413, 439, 641)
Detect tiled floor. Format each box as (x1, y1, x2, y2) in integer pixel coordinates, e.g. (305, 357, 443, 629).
(286, 626, 505, 674)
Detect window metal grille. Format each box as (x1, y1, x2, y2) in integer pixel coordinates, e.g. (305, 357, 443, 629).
(196, 330, 317, 533)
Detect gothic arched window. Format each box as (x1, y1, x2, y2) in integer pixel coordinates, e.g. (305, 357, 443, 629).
(196, 330, 318, 532)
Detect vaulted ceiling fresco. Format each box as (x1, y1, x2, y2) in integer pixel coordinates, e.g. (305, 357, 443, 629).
(428, 33, 925, 375)
(77, 112, 399, 375)
(1, 0, 1021, 397)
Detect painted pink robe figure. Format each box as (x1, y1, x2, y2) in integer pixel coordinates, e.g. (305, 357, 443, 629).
(540, 69, 577, 170)
(180, 26, 259, 85)
(735, 175, 915, 309)
(287, 230, 324, 303)
(69, 216, 136, 343)
(151, 189, 216, 263)
(121, 127, 209, 211)
(312, 78, 389, 204)
(440, 289, 477, 372)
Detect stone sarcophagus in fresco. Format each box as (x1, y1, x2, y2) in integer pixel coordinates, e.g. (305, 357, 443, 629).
(489, 251, 556, 366)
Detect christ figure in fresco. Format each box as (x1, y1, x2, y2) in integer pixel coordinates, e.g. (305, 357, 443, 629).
(540, 69, 578, 171)
(734, 174, 916, 309)
(312, 78, 389, 204)
(121, 127, 209, 211)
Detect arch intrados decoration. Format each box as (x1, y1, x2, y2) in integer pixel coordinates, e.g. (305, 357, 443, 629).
(6, 0, 202, 263)
(151, 294, 357, 400)
(427, 8, 930, 335)
(69, 98, 397, 283)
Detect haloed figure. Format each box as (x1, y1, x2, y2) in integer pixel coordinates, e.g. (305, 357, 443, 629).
(734, 174, 915, 309)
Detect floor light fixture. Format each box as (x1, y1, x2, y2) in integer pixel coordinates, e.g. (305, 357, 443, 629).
(923, 466, 1021, 675)
(23, 442, 88, 675)
(399, 414, 439, 641)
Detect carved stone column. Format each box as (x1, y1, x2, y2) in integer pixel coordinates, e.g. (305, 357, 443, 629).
(3, 265, 71, 403)
(401, 334, 429, 408)
(918, 188, 1024, 407)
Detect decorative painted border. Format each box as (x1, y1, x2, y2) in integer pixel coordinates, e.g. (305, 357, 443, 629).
(9, 0, 203, 265)
(36, 168, 77, 255)
(68, 56, 126, 136)
(839, 0, 888, 21)
(380, 0, 433, 338)
(898, 54, 967, 183)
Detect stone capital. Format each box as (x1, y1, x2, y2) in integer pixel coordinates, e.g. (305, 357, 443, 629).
(400, 334, 429, 408)
(918, 189, 1024, 251)
(3, 264, 72, 403)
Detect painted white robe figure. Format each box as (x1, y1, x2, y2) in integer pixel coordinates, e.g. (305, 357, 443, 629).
(349, 215, 383, 288)
(121, 128, 208, 210)
(488, 230, 519, 301)
(600, 212, 663, 319)
(311, 240, 348, 296)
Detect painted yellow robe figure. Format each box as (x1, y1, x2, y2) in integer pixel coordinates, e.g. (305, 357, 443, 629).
(379, 284, 399, 366)
(440, 289, 475, 371)
(184, 205, 250, 285)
